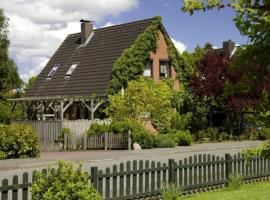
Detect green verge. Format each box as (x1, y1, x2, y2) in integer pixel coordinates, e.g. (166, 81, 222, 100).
(182, 181, 270, 200)
(107, 16, 185, 95)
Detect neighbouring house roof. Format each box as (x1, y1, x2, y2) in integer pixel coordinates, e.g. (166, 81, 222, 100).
(25, 18, 155, 98)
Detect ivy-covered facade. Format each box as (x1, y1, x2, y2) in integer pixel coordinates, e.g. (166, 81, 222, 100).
(107, 16, 185, 94)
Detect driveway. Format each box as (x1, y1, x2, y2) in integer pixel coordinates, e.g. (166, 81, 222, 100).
(0, 141, 264, 180)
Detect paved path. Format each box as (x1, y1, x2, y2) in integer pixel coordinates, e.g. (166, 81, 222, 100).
(0, 141, 264, 180)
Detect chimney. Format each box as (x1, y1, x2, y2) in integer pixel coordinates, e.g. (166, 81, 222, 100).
(80, 19, 93, 44)
(223, 40, 235, 57)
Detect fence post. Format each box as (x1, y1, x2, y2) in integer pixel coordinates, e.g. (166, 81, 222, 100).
(90, 167, 98, 190)
(128, 130, 132, 150)
(168, 159, 176, 185)
(225, 153, 232, 185)
(83, 134, 87, 150)
(104, 132, 108, 151)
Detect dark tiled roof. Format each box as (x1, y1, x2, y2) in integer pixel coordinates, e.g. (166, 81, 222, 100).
(25, 18, 154, 97)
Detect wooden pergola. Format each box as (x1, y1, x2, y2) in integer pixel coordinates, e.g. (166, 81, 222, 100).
(9, 95, 106, 122)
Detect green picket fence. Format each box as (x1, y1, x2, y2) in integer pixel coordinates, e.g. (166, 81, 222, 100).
(1, 153, 270, 200)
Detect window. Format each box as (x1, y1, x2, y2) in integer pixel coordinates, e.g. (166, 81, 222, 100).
(143, 60, 153, 77)
(46, 65, 59, 79)
(159, 61, 170, 78)
(65, 64, 78, 76)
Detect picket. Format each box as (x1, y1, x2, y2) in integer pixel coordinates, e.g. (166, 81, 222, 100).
(1, 154, 270, 200)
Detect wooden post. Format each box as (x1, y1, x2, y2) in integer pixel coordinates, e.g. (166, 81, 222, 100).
(128, 130, 132, 150)
(104, 132, 108, 151)
(60, 100, 66, 150)
(90, 99, 94, 121)
(168, 159, 176, 185)
(225, 153, 232, 185)
(90, 167, 98, 190)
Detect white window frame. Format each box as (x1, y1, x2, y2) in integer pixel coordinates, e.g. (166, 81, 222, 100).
(143, 60, 152, 77)
(159, 61, 170, 78)
(65, 64, 78, 76)
(46, 65, 59, 79)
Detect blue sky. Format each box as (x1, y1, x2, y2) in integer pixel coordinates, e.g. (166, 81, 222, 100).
(96, 0, 247, 50)
(1, 0, 247, 81)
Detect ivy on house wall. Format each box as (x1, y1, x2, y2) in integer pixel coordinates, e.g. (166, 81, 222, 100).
(107, 16, 185, 95)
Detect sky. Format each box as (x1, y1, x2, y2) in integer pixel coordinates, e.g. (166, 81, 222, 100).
(1, 0, 248, 82)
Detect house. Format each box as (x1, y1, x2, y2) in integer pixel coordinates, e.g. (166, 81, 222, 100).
(12, 17, 181, 122)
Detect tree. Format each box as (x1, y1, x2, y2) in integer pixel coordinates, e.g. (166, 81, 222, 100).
(182, 0, 270, 111)
(0, 9, 21, 98)
(190, 50, 230, 98)
(24, 76, 37, 92)
(0, 9, 22, 123)
(106, 77, 173, 133)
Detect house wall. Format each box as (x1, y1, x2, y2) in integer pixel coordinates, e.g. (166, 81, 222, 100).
(149, 31, 179, 90)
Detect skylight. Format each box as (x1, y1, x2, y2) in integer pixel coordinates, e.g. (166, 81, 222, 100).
(65, 64, 78, 76)
(46, 65, 59, 79)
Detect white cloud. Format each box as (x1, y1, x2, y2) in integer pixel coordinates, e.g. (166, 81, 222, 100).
(1, 0, 139, 26)
(1, 0, 139, 81)
(171, 38, 187, 54)
(101, 22, 117, 28)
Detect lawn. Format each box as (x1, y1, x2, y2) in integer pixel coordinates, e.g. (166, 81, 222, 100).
(182, 181, 270, 200)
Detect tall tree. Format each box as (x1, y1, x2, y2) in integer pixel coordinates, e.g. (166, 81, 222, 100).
(0, 9, 21, 98)
(0, 9, 22, 123)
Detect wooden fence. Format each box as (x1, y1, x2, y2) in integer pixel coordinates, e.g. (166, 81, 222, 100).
(1, 153, 270, 200)
(11, 120, 130, 151)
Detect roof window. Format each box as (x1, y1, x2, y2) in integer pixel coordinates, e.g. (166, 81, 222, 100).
(46, 65, 59, 79)
(65, 64, 78, 76)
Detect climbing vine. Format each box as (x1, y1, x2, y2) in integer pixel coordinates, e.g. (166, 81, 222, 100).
(107, 16, 185, 95)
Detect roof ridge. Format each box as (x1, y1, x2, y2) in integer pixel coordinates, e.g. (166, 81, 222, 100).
(95, 17, 155, 30)
(67, 17, 156, 36)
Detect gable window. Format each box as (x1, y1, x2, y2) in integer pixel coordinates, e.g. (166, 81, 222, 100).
(159, 61, 170, 78)
(46, 65, 59, 79)
(143, 60, 153, 77)
(65, 64, 78, 76)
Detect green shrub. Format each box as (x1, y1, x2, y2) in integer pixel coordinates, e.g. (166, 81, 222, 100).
(154, 134, 176, 148)
(227, 174, 243, 190)
(109, 119, 154, 149)
(0, 151, 6, 160)
(132, 130, 154, 149)
(218, 131, 229, 142)
(31, 160, 101, 200)
(261, 128, 270, 139)
(197, 127, 218, 142)
(162, 184, 183, 200)
(87, 122, 110, 135)
(110, 119, 141, 134)
(169, 129, 193, 146)
(242, 141, 270, 160)
(0, 124, 39, 159)
(59, 127, 73, 140)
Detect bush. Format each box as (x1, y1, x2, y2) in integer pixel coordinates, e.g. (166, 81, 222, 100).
(261, 128, 270, 139)
(242, 141, 270, 160)
(218, 131, 229, 142)
(169, 130, 193, 146)
(87, 122, 110, 135)
(162, 184, 183, 200)
(197, 127, 218, 142)
(0, 124, 39, 159)
(227, 174, 243, 190)
(132, 130, 155, 149)
(154, 134, 176, 148)
(59, 127, 73, 140)
(31, 160, 101, 200)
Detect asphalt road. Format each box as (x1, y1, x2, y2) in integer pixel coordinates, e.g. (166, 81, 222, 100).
(0, 141, 263, 181)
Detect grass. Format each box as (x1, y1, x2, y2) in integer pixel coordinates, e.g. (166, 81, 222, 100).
(181, 181, 270, 200)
